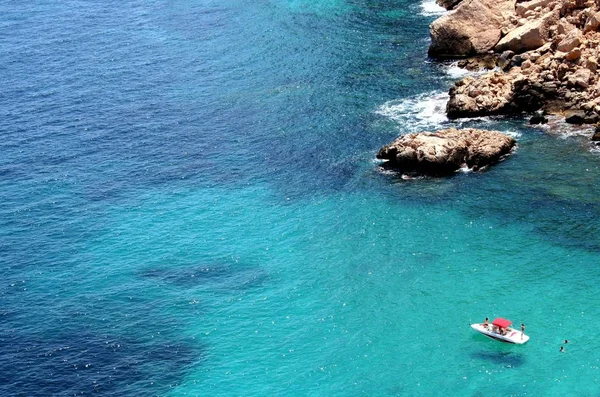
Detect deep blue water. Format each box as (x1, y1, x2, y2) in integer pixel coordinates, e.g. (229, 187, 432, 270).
(2, 0, 600, 395)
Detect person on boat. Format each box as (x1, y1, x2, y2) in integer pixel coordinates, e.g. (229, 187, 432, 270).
(484, 318, 489, 328)
(521, 323, 525, 340)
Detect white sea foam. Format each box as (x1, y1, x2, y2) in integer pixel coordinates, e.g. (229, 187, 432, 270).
(375, 91, 449, 132)
(401, 174, 426, 180)
(445, 63, 470, 79)
(444, 62, 500, 79)
(419, 0, 447, 16)
(532, 115, 594, 139)
(527, 116, 600, 153)
(504, 129, 521, 139)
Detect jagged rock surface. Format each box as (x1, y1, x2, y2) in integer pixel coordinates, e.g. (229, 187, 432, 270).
(376, 128, 516, 176)
(436, 0, 464, 10)
(429, 0, 517, 57)
(446, 73, 517, 118)
(429, 0, 600, 126)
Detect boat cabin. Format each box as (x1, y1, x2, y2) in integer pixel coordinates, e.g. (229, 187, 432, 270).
(491, 317, 511, 335)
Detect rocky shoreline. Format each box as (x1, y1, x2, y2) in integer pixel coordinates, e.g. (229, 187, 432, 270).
(376, 0, 600, 177)
(430, 0, 600, 128)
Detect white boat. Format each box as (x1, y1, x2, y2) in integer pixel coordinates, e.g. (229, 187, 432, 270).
(471, 317, 529, 344)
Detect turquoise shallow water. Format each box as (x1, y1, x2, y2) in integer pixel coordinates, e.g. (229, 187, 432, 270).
(2, 0, 600, 395)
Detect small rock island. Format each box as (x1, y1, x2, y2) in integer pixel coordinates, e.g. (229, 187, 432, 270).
(377, 128, 516, 176)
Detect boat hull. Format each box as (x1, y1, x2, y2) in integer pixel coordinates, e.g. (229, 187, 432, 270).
(471, 323, 529, 344)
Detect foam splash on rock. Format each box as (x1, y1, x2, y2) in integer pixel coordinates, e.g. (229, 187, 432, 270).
(420, 0, 447, 17)
(376, 91, 450, 132)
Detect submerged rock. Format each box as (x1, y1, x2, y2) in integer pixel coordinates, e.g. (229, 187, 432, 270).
(591, 124, 600, 143)
(377, 128, 515, 176)
(530, 113, 548, 124)
(436, 0, 464, 10)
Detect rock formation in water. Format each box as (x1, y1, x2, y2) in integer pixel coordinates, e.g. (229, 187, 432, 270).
(437, 0, 465, 10)
(429, 0, 600, 129)
(376, 128, 515, 176)
(429, 0, 517, 58)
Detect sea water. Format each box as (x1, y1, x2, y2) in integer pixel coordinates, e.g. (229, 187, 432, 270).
(1, 0, 600, 395)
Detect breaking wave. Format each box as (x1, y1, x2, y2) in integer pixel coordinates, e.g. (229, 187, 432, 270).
(419, 0, 447, 16)
(444, 62, 500, 80)
(375, 91, 450, 132)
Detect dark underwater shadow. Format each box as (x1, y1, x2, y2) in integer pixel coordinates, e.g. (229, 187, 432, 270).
(139, 261, 269, 291)
(470, 347, 526, 368)
(0, 330, 203, 396)
(377, 160, 463, 180)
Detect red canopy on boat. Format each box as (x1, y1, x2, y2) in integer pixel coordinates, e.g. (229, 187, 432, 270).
(492, 318, 512, 328)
